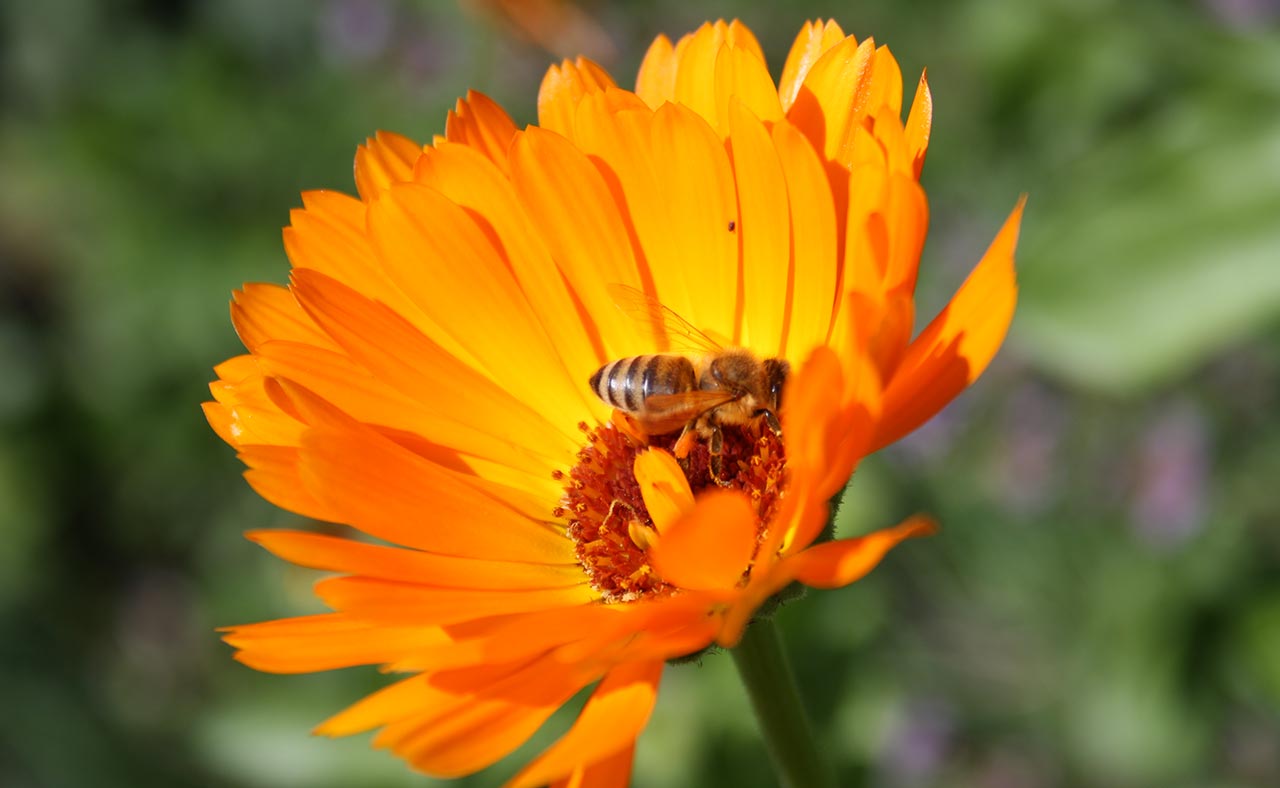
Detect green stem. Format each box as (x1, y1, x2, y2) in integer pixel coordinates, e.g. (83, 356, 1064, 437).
(730, 618, 835, 788)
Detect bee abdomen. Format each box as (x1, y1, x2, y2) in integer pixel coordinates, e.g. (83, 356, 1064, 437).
(589, 355, 695, 413)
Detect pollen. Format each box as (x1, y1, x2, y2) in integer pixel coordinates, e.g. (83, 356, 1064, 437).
(558, 420, 788, 602)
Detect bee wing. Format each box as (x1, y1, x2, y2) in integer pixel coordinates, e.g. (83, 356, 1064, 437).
(606, 283, 724, 354)
(637, 389, 739, 435)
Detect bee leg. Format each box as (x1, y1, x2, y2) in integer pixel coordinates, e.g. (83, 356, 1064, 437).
(708, 423, 731, 487)
(673, 423, 697, 475)
(754, 408, 783, 437)
(673, 423, 698, 459)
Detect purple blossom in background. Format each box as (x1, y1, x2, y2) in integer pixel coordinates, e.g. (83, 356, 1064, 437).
(1203, 0, 1280, 29)
(988, 381, 1066, 516)
(320, 0, 393, 64)
(879, 699, 955, 784)
(1130, 401, 1210, 550)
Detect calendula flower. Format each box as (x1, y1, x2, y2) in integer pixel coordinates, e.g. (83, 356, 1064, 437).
(206, 18, 1023, 787)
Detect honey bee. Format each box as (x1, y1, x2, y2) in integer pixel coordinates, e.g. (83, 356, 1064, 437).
(588, 285, 788, 482)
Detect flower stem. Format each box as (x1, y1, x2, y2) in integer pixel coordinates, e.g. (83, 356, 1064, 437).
(730, 618, 835, 788)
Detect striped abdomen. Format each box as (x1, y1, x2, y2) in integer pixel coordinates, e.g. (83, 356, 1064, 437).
(589, 355, 697, 414)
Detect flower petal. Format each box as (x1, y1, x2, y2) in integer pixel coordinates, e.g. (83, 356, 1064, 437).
(720, 513, 933, 647)
(367, 182, 595, 432)
(230, 283, 337, 352)
(507, 660, 662, 788)
(288, 269, 577, 466)
(904, 70, 933, 179)
(239, 444, 335, 521)
(713, 45, 782, 130)
(635, 33, 677, 109)
(247, 530, 583, 587)
(313, 577, 595, 626)
(787, 35, 875, 163)
(572, 99, 737, 339)
(632, 448, 694, 534)
(539, 57, 616, 138)
(648, 489, 755, 591)
(291, 416, 575, 562)
(645, 103, 740, 336)
(445, 90, 519, 172)
(550, 744, 634, 788)
(222, 613, 453, 674)
(778, 19, 847, 111)
(873, 197, 1025, 450)
(414, 140, 605, 378)
(355, 131, 423, 202)
(772, 120, 838, 359)
(508, 126, 648, 358)
(780, 515, 938, 588)
(727, 100, 789, 351)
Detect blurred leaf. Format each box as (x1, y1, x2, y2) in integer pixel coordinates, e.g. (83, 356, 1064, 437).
(1015, 80, 1280, 395)
(1234, 591, 1280, 709)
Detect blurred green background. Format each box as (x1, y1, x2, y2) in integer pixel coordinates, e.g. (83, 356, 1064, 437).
(2, 0, 1278, 786)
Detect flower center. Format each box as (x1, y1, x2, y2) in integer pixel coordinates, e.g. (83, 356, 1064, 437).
(555, 419, 787, 602)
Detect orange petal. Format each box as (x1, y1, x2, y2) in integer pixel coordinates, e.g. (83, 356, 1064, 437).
(445, 90, 519, 172)
(366, 182, 594, 433)
(230, 283, 337, 353)
(635, 34, 676, 109)
(781, 515, 938, 588)
(508, 126, 647, 358)
(550, 744, 634, 788)
(354, 131, 423, 202)
(238, 445, 336, 521)
(313, 576, 595, 626)
(538, 57, 616, 138)
(724, 19, 765, 61)
(712, 43, 783, 132)
(865, 46, 904, 120)
(777, 345, 853, 498)
(728, 101, 789, 351)
(571, 98, 738, 337)
(778, 19, 848, 111)
(254, 340, 561, 496)
(202, 400, 236, 445)
(388, 602, 623, 674)
(316, 672, 461, 738)
(830, 168, 928, 347)
(771, 120, 838, 360)
(222, 613, 452, 674)
(632, 448, 694, 533)
(872, 198, 1025, 451)
(248, 530, 584, 587)
(295, 421, 575, 562)
(318, 657, 585, 777)
(508, 660, 662, 788)
(289, 269, 576, 465)
(669, 23, 722, 128)
(283, 190, 430, 341)
(207, 361, 310, 448)
(414, 140, 605, 378)
(904, 70, 932, 179)
(787, 36, 876, 165)
(373, 656, 587, 777)
(648, 489, 756, 591)
(644, 102, 739, 336)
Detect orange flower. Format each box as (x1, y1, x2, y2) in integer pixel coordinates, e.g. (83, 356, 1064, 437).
(206, 18, 1023, 787)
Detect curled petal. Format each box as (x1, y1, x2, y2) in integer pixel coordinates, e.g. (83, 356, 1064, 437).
(508, 661, 662, 788)
(649, 490, 756, 591)
(873, 197, 1026, 450)
(633, 448, 694, 533)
